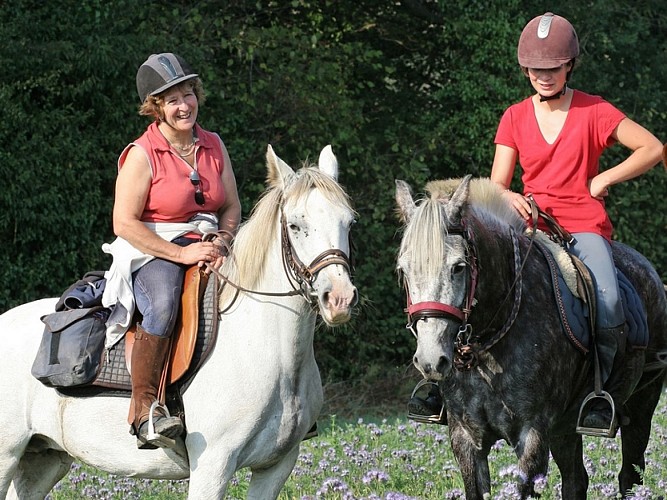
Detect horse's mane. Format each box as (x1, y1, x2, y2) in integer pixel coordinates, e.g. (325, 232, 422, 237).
(219, 163, 353, 306)
(400, 177, 525, 280)
(425, 177, 525, 231)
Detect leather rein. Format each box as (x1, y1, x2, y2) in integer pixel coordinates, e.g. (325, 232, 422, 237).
(210, 213, 352, 313)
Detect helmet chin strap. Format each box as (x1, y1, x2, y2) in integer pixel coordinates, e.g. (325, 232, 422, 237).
(539, 84, 568, 102)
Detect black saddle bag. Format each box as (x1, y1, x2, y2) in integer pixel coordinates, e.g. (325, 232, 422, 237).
(31, 306, 110, 388)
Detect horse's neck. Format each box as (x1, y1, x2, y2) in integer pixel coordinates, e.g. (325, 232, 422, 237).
(221, 239, 317, 365)
(471, 220, 519, 317)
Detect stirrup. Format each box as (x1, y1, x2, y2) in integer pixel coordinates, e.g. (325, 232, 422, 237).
(144, 400, 177, 448)
(576, 390, 617, 438)
(407, 380, 447, 425)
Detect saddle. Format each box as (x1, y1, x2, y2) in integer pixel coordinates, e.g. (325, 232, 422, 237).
(59, 266, 219, 396)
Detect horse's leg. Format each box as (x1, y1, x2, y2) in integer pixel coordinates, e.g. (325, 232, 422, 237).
(247, 446, 300, 500)
(450, 424, 491, 500)
(513, 427, 550, 498)
(618, 374, 663, 495)
(0, 432, 31, 498)
(7, 449, 73, 500)
(184, 435, 237, 499)
(550, 432, 588, 500)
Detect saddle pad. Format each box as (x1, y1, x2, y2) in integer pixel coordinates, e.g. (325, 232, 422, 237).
(58, 272, 219, 397)
(549, 260, 648, 353)
(617, 269, 648, 348)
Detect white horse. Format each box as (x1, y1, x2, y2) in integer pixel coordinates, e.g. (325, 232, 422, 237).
(0, 145, 358, 499)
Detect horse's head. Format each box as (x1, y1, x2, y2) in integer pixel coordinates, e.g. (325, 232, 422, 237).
(265, 144, 358, 326)
(395, 175, 474, 380)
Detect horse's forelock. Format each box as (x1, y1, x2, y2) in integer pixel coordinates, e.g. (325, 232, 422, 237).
(283, 164, 353, 212)
(400, 196, 447, 281)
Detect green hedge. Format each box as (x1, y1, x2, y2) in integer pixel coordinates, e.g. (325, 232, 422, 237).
(1, 0, 665, 381)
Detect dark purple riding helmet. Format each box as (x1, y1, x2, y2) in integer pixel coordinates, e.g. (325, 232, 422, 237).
(136, 53, 198, 102)
(517, 12, 579, 69)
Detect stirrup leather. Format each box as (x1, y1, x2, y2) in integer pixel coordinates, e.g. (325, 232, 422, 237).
(407, 380, 447, 425)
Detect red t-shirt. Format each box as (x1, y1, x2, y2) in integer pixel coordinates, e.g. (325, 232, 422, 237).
(494, 90, 625, 239)
(118, 122, 227, 223)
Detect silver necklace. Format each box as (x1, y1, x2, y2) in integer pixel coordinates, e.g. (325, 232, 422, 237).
(170, 140, 196, 154)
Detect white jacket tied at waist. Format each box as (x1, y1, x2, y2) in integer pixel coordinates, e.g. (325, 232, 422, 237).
(102, 219, 218, 348)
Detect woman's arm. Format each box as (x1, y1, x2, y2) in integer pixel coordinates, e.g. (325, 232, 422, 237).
(590, 117, 663, 198)
(491, 144, 531, 221)
(217, 139, 242, 242)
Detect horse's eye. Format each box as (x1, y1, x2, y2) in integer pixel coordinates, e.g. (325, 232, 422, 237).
(453, 262, 467, 275)
(289, 223, 300, 232)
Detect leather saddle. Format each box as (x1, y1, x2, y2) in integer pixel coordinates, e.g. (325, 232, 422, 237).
(125, 265, 209, 385)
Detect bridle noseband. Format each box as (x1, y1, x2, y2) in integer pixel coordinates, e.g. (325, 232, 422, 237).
(405, 220, 478, 335)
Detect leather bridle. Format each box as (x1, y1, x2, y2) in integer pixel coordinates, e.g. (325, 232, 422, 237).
(212, 211, 353, 312)
(405, 220, 478, 332)
(280, 214, 352, 304)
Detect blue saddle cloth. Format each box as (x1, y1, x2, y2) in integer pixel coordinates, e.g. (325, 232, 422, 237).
(556, 268, 648, 353)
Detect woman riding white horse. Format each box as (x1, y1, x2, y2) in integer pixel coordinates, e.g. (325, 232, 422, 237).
(0, 144, 357, 499)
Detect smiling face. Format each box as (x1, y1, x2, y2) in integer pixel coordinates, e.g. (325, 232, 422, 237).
(158, 82, 198, 133)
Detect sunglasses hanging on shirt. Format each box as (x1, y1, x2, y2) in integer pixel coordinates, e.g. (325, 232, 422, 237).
(189, 170, 205, 206)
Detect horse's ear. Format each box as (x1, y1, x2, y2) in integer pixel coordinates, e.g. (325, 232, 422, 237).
(318, 145, 339, 181)
(395, 180, 417, 223)
(445, 174, 472, 224)
(266, 144, 295, 190)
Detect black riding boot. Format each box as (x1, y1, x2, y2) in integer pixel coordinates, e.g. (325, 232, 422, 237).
(407, 382, 447, 425)
(580, 325, 626, 431)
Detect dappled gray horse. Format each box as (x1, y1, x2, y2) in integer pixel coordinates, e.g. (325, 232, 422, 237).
(395, 175, 667, 499)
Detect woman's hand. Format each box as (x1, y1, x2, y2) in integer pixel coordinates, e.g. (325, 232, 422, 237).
(588, 176, 609, 200)
(177, 241, 223, 267)
(502, 190, 532, 222)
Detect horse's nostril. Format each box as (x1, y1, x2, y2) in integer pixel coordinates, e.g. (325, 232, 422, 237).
(351, 288, 359, 307)
(436, 356, 448, 374)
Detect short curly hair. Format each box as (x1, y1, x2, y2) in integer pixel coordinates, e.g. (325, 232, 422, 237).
(138, 78, 206, 121)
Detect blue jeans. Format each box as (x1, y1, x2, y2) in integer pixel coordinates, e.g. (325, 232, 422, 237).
(569, 232, 625, 329)
(132, 237, 197, 337)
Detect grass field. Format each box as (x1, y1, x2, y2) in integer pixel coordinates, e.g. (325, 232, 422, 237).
(47, 375, 667, 499)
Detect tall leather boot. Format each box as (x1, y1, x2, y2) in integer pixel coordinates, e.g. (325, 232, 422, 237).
(129, 326, 184, 449)
(581, 325, 626, 430)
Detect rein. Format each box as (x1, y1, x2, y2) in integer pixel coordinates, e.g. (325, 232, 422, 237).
(210, 213, 352, 313)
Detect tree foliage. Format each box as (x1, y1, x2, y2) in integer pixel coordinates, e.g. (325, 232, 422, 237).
(1, 0, 665, 381)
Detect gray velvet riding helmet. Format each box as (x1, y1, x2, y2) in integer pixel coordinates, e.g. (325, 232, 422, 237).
(136, 53, 198, 102)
